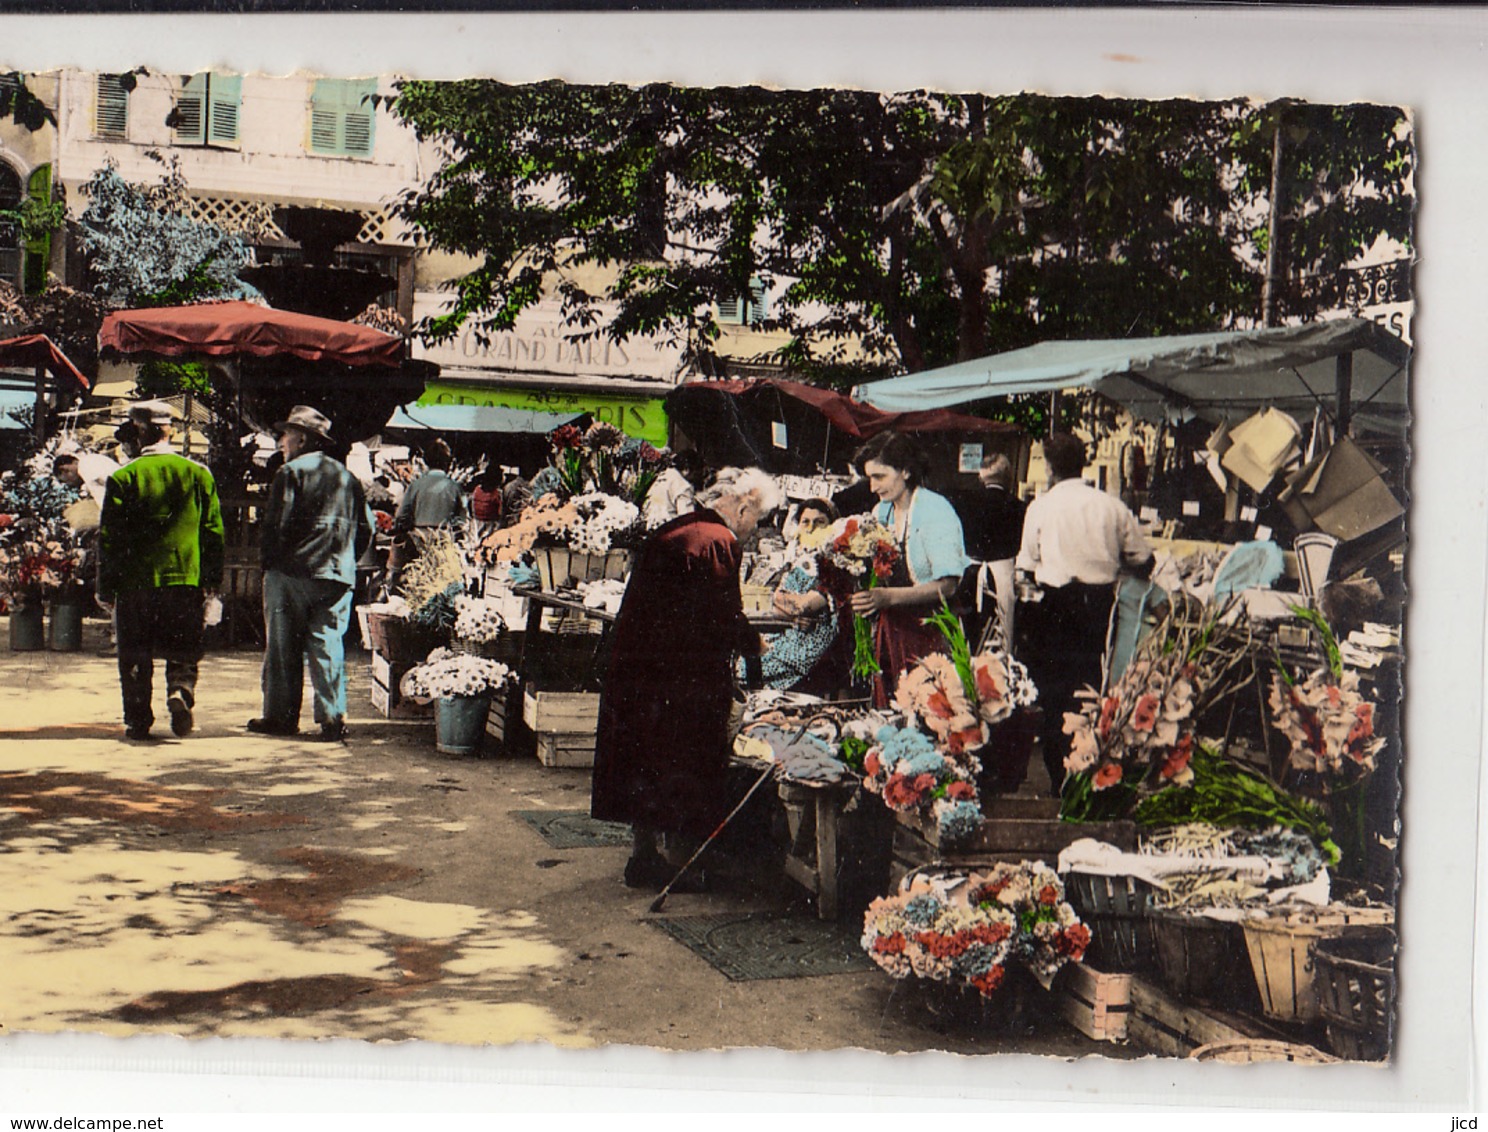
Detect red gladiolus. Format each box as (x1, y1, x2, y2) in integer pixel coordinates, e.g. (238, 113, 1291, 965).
(924, 689, 955, 720)
(975, 664, 1002, 703)
(1097, 696, 1118, 738)
(1130, 694, 1160, 733)
(1158, 733, 1195, 780)
(1092, 762, 1124, 790)
(549, 424, 583, 451)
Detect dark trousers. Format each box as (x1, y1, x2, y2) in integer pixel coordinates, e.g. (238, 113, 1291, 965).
(1023, 581, 1114, 794)
(115, 586, 204, 730)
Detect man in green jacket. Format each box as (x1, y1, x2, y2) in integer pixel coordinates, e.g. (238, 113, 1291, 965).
(97, 401, 225, 741)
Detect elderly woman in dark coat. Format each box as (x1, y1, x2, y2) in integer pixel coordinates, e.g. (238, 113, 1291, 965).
(590, 466, 783, 888)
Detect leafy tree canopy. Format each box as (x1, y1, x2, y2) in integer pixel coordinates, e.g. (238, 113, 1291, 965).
(392, 82, 1413, 389)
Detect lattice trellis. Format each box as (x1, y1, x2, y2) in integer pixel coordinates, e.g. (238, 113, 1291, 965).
(184, 196, 397, 245)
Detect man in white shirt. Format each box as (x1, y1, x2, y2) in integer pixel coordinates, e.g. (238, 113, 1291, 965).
(1016, 432, 1153, 794)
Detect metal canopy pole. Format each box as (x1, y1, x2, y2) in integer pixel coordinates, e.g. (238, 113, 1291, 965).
(1335, 352, 1354, 437)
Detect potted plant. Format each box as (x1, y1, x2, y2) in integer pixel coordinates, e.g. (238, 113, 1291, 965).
(399, 646, 514, 756)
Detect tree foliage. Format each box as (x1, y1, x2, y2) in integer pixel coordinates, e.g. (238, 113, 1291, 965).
(392, 82, 1414, 388)
(76, 153, 260, 310)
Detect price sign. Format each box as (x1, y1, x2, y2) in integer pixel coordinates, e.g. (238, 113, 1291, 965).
(1182, 500, 1201, 517)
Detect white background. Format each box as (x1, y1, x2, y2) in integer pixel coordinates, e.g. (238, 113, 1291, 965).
(0, 5, 1483, 1116)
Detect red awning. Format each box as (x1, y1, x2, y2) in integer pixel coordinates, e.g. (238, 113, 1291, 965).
(695, 378, 1014, 437)
(98, 300, 403, 368)
(0, 333, 91, 391)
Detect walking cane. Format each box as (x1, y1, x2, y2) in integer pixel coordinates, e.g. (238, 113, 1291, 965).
(648, 710, 826, 914)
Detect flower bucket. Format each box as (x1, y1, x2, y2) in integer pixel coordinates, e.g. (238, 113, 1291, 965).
(48, 600, 85, 652)
(8, 595, 44, 651)
(434, 692, 494, 756)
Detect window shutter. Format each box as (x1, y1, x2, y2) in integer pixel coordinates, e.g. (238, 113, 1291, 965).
(95, 74, 129, 139)
(22, 163, 51, 295)
(745, 277, 768, 323)
(309, 78, 375, 157)
(175, 74, 206, 143)
(716, 296, 742, 323)
(205, 73, 241, 145)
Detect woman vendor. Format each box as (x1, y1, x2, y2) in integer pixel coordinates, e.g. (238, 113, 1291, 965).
(849, 431, 970, 706)
(744, 498, 844, 692)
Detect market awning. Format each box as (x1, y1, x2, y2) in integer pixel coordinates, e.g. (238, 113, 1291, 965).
(98, 300, 404, 368)
(386, 403, 586, 434)
(665, 377, 1018, 473)
(853, 319, 1410, 434)
(0, 333, 91, 391)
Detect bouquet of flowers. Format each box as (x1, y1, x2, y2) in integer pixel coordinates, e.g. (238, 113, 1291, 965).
(0, 516, 87, 602)
(477, 495, 581, 565)
(452, 594, 506, 644)
(895, 603, 1038, 756)
(566, 491, 641, 554)
(400, 528, 466, 634)
(964, 862, 1091, 981)
(1268, 667, 1384, 779)
(861, 877, 1018, 998)
(399, 647, 513, 703)
(816, 514, 900, 679)
(861, 724, 983, 844)
(1059, 601, 1255, 819)
(547, 421, 636, 500)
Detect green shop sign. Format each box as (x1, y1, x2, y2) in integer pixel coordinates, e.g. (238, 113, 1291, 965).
(419, 382, 670, 446)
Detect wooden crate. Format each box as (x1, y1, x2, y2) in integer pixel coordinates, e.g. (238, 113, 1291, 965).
(1127, 976, 1283, 1058)
(889, 799, 1137, 885)
(369, 652, 432, 720)
(523, 688, 601, 733)
(536, 731, 596, 769)
(1052, 962, 1132, 1042)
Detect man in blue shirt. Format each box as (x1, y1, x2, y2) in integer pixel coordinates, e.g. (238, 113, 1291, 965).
(249, 405, 373, 743)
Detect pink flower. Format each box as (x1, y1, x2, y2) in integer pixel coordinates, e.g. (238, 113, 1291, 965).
(1092, 762, 1124, 790)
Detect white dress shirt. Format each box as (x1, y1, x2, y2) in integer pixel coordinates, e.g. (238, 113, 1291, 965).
(1016, 477, 1152, 587)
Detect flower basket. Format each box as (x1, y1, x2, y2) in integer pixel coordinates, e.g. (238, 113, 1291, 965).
(366, 612, 446, 664)
(1313, 926, 1396, 1061)
(1189, 1039, 1338, 1065)
(534, 545, 631, 591)
(1063, 872, 1157, 973)
(435, 692, 495, 756)
(1148, 910, 1256, 1010)
(1239, 906, 1394, 1024)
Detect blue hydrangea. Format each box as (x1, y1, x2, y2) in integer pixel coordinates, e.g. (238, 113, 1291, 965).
(903, 750, 947, 778)
(875, 726, 937, 766)
(937, 800, 984, 844)
(902, 894, 941, 927)
(953, 943, 999, 978)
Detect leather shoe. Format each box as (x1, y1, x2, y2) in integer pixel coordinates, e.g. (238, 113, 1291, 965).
(167, 692, 193, 737)
(124, 724, 152, 741)
(623, 855, 708, 893)
(311, 719, 348, 743)
(246, 717, 298, 736)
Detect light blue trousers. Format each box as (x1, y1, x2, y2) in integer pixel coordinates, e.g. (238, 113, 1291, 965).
(261, 569, 353, 728)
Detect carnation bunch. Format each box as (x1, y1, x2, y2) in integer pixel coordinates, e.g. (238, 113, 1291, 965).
(964, 862, 1091, 981)
(399, 647, 513, 702)
(861, 724, 983, 844)
(861, 879, 1017, 998)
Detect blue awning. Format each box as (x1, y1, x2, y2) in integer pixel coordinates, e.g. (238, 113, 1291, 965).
(385, 403, 586, 435)
(854, 318, 1410, 434)
(0, 385, 37, 430)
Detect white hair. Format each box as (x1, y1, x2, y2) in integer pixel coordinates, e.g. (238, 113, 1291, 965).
(697, 466, 784, 515)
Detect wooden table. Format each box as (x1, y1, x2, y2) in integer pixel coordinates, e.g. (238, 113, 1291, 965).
(775, 777, 859, 920)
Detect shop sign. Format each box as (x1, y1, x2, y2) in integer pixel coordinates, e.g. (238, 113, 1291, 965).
(419, 380, 669, 445)
(411, 292, 686, 383)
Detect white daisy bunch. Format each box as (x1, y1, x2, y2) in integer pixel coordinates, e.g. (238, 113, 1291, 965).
(400, 647, 513, 703)
(452, 594, 506, 644)
(567, 491, 640, 554)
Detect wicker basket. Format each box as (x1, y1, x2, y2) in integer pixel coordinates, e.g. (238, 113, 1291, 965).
(1190, 1039, 1339, 1064)
(366, 612, 446, 664)
(1313, 926, 1396, 1062)
(1149, 910, 1256, 1009)
(1064, 872, 1157, 973)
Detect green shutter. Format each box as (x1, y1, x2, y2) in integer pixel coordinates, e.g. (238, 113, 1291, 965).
(206, 73, 241, 144)
(95, 74, 128, 138)
(22, 163, 50, 295)
(310, 78, 376, 157)
(175, 74, 206, 143)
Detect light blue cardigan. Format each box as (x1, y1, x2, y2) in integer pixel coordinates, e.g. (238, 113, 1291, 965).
(875, 488, 970, 585)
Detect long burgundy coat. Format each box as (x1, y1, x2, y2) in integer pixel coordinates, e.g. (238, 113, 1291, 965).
(590, 508, 760, 839)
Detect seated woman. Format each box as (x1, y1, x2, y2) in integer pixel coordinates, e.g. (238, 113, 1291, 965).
(848, 431, 970, 706)
(741, 498, 844, 692)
